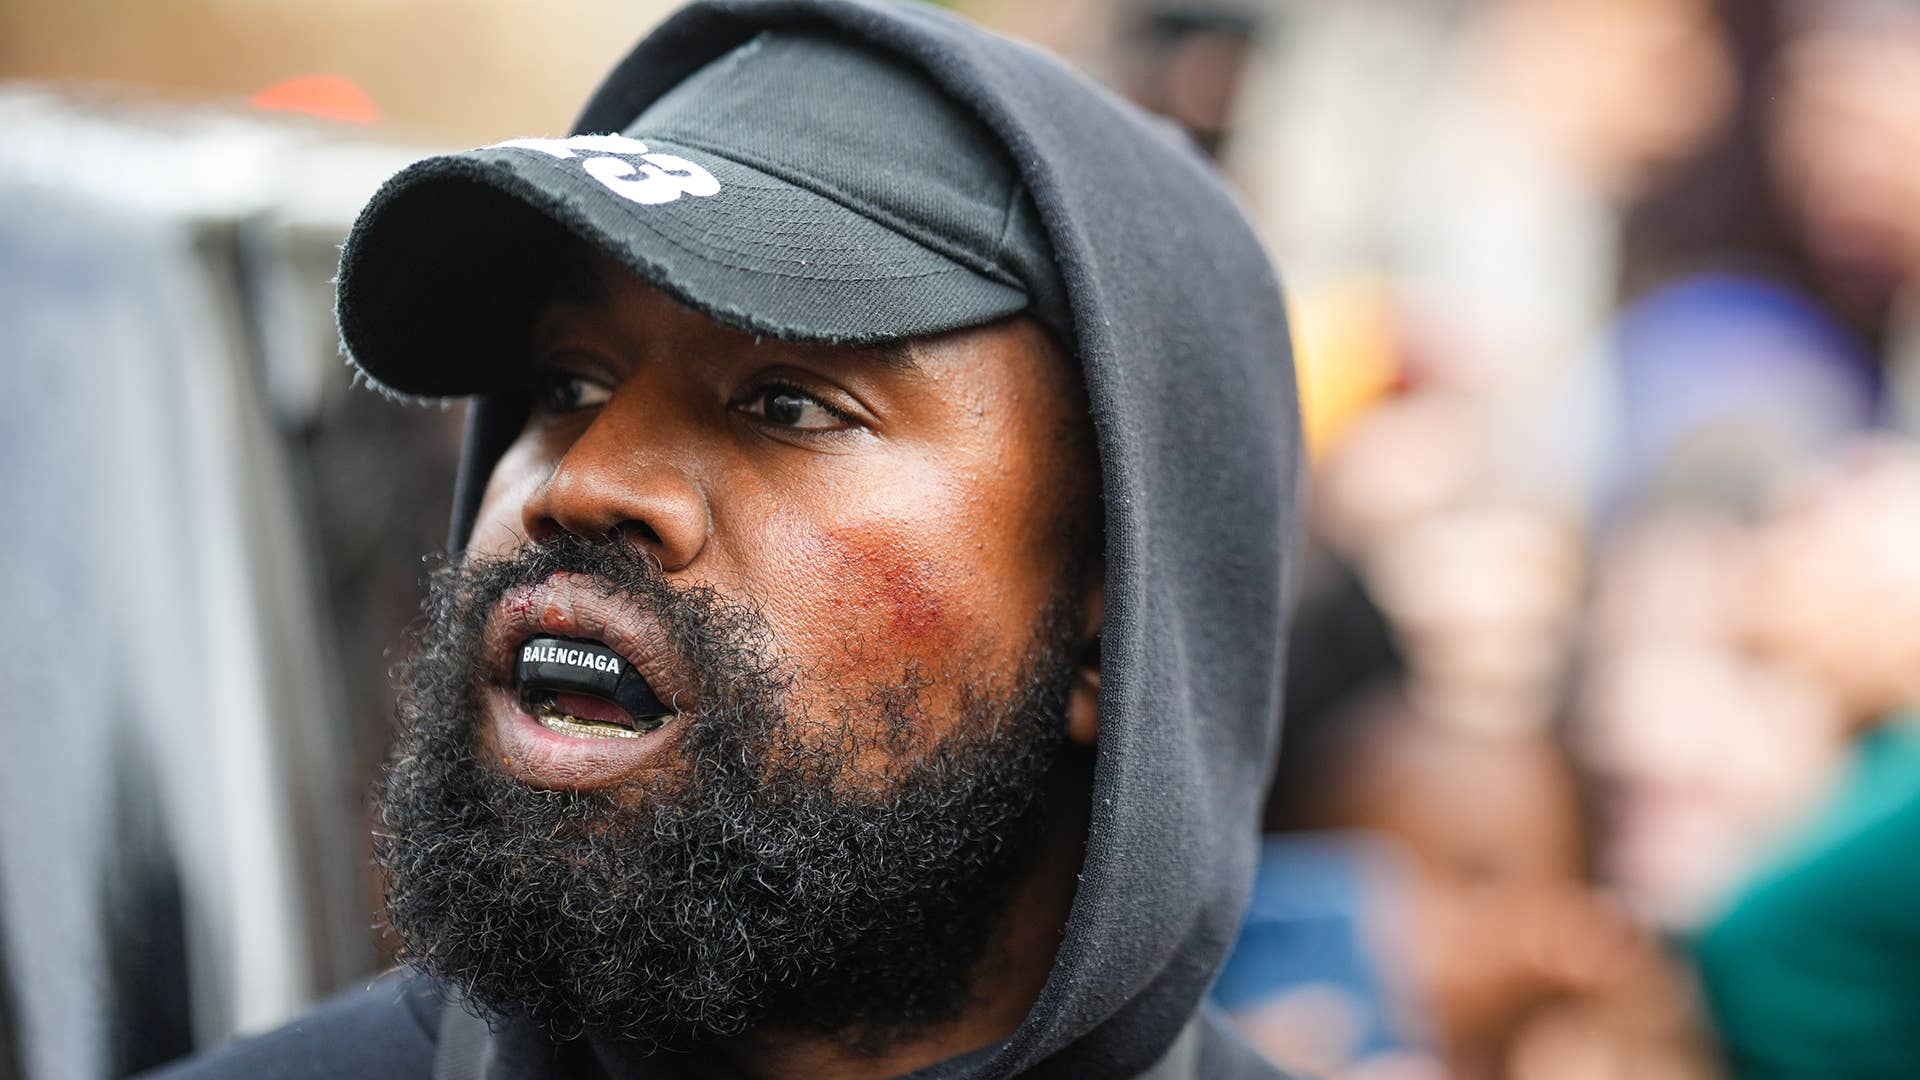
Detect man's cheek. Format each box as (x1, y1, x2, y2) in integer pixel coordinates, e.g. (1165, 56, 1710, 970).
(467, 447, 550, 560)
(814, 524, 958, 643)
(752, 517, 979, 677)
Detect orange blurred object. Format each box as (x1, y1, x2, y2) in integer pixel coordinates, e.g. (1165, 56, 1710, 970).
(1292, 276, 1403, 463)
(250, 73, 380, 124)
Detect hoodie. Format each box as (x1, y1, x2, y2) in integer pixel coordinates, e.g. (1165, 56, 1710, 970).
(143, 2, 1299, 1077)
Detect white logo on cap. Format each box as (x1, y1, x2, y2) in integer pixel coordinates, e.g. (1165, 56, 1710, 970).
(491, 134, 720, 206)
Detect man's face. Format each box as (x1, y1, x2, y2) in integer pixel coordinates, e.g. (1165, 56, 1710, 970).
(375, 252, 1102, 1048)
(464, 253, 1101, 790)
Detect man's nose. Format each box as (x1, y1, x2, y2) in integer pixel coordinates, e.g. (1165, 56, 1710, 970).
(520, 405, 710, 572)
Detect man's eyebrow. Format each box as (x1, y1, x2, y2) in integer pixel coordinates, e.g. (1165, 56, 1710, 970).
(853, 340, 920, 373)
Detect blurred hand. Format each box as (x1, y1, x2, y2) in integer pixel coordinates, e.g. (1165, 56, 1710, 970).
(1412, 882, 1720, 1079)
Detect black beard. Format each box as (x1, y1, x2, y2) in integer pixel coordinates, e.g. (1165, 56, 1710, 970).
(374, 535, 1078, 1052)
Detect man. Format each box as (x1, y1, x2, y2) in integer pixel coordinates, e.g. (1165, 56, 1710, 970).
(150, 0, 1298, 1076)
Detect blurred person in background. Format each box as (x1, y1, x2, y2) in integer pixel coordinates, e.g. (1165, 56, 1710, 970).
(1245, 0, 1737, 737)
(144, 1, 1303, 1078)
(1578, 11, 1920, 1073)
(1618, 0, 1920, 425)
(1687, 442, 1920, 1076)
(1214, 9, 1760, 1072)
(1218, 517, 1717, 1078)
(1232, 682, 1718, 1080)
(1577, 252, 1878, 934)
(1767, 0, 1920, 423)
(1137, 0, 1920, 1075)
(1581, 505, 1846, 933)
(1231, 0, 1739, 529)
(1771, 1, 1920, 285)
(1213, 557, 1433, 1079)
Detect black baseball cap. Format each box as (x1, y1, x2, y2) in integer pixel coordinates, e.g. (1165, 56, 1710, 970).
(335, 29, 1069, 397)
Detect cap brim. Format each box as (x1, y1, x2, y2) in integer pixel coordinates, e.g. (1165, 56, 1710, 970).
(336, 136, 1029, 397)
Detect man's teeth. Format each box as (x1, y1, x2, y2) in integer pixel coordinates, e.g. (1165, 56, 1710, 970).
(533, 698, 642, 740)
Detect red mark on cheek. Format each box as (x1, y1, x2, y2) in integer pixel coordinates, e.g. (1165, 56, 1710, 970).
(812, 526, 950, 643)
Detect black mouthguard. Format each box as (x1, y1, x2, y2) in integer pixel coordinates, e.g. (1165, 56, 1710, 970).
(512, 635, 672, 723)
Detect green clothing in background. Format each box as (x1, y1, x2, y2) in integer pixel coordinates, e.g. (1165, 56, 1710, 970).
(1693, 717, 1920, 1078)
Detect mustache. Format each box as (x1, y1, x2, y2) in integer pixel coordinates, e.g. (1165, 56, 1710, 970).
(430, 535, 778, 692)
(444, 534, 689, 624)
(403, 533, 797, 788)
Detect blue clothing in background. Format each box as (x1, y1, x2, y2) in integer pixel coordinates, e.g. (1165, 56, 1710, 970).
(1214, 834, 1427, 1061)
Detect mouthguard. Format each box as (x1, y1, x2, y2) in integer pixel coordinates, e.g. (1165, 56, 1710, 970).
(513, 635, 673, 725)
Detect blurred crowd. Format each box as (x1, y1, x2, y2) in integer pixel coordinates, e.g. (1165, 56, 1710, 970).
(1142, 0, 1920, 1076)
(7, 0, 1920, 1077)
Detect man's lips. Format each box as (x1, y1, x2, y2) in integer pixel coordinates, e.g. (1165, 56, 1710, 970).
(477, 572, 699, 790)
(481, 572, 697, 708)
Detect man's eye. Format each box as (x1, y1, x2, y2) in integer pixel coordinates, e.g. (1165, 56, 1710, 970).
(531, 370, 613, 413)
(738, 385, 851, 431)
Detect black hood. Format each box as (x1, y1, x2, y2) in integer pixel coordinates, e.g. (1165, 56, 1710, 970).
(434, 2, 1300, 1076)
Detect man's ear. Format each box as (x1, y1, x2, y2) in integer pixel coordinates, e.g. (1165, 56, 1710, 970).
(1065, 573, 1103, 749)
